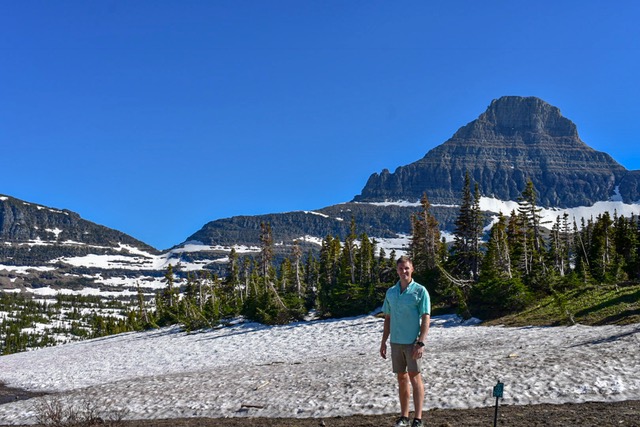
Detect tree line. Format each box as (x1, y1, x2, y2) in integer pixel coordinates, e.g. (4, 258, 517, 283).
(0, 293, 134, 354)
(148, 218, 399, 330)
(411, 173, 640, 320)
(144, 173, 640, 330)
(4, 174, 638, 352)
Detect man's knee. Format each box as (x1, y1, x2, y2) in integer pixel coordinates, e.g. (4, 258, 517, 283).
(397, 372, 410, 384)
(408, 372, 423, 386)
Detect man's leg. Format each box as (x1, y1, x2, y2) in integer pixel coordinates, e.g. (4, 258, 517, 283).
(397, 372, 411, 418)
(408, 371, 424, 419)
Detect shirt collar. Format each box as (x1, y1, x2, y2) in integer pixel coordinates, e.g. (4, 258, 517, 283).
(397, 279, 415, 294)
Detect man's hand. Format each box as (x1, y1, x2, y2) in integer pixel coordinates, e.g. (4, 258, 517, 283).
(412, 344, 424, 360)
(380, 342, 387, 359)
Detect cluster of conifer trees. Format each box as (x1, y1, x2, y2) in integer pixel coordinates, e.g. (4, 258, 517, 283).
(146, 175, 640, 330)
(149, 220, 399, 330)
(412, 174, 640, 320)
(0, 294, 134, 354)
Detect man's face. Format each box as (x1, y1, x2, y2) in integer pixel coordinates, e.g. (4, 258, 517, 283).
(396, 261, 414, 283)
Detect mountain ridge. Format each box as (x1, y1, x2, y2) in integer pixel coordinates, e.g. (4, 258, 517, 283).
(3, 95, 640, 296)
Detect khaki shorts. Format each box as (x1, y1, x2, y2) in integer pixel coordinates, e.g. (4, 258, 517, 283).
(390, 343, 422, 373)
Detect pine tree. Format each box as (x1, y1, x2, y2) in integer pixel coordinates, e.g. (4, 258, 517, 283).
(136, 281, 150, 327)
(259, 222, 274, 286)
(589, 212, 621, 283)
(318, 235, 341, 315)
(480, 213, 512, 280)
(256, 222, 288, 323)
(291, 240, 303, 296)
(614, 214, 640, 281)
(358, 232, 378, 309)
(409, 193, 448, 302)
(410, 193, 443, 272)
(573, 218, 593, 285)
(226, 248, 241, 301)
(450, 173, 484, 281)
(517, 180, 549, 291)
(303, 250, 319, 310)
(549, 213, 572, 278)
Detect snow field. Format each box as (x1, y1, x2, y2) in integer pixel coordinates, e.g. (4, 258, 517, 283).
(0, 315, 638, 424)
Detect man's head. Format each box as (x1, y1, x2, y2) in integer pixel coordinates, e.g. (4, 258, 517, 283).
(396, 255, 414, 286)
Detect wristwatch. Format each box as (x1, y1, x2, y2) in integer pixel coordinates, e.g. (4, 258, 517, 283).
(415, 341, 425, 347)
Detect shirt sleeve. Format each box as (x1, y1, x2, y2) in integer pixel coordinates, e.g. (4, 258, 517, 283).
(419, 287, 431, 316)
(382, 292, 391, 315)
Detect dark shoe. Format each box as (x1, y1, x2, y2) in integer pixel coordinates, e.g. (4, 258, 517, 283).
(394, 416, 410, 427)
(411, 419, 423, 427)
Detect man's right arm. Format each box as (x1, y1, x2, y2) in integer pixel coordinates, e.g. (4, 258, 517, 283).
(380, 314, 390, 359)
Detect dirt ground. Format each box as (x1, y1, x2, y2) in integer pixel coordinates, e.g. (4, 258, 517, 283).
(108, 400, 640, 427)
(1, 382, 639, 427)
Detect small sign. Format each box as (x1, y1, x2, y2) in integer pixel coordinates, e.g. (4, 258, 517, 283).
(493, 381, 504, 398)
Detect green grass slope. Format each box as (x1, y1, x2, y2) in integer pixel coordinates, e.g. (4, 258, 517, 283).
(483, 283, 640, 327)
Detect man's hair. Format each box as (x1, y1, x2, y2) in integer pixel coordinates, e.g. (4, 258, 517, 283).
(396, 255, 413, 266)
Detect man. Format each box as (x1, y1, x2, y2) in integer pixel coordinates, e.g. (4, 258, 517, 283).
(380, 255, 431, 427)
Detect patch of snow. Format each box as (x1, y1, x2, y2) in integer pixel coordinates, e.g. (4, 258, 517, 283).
(440, 230, 455, 243)
(45, 228, 63, 238)
(295, 235, 324, 246)
(0, 315, 638, 424)
(304, 210, 329, 218)
(357, 200, 422, 207)
(480, 197, 640, 227)
(0, 265, 56, 274)
(373, 234, 411, 257)
(610, 186, 623, 202)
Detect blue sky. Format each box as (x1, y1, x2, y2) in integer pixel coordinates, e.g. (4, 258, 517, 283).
(2, 1, 640, 250)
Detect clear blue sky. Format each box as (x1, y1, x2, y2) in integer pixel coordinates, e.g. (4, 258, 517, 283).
(2, 1, 640, 250)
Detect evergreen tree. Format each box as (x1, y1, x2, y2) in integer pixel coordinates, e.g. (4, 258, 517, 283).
(549, 213, 572, 278)
(573, 218, 593, 285)
(516, 180, 549, 291)
(259, 222, 274, 286)
(589, 212, 622, 283)
(471, 212, 531, 319)
(409, 193, 447, 301)
(303, 250, 319, 310)
(226, 248, 241, 302)
(318, 235, 341, 315)
(480, 213, 512, 280)
(291, 240, 304, 296)
(358, 232, 379, 309)
(450, 173, 484, 281)
(614, 214, 640, 280)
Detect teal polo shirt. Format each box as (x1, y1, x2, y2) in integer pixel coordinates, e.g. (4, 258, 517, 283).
(382, 280, 431, 345)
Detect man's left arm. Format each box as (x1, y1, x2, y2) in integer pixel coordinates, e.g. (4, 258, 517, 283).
(418, 313, 430, 343)
(413, 313, 430, 359)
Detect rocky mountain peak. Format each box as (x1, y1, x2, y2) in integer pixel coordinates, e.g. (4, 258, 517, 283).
(354, 96, 639, 207)
(454, 96, 578, 141)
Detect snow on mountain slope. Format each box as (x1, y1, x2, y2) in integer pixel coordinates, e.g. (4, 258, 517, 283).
(479, 198, 640, 227)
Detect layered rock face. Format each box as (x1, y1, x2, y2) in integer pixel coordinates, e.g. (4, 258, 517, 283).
(354, 96, 639, 207)
(0, 195, 163, 292)
(0, 195, 156, 251)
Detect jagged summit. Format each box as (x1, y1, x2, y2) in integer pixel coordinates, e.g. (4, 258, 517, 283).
(453, 96, 578, 140)
(354, 96, 639, 207)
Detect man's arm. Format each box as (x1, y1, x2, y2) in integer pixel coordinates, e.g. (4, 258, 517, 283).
(418, 313, 430, 343)
(412, 313, 430, 359)
(380, 314, 390, 359)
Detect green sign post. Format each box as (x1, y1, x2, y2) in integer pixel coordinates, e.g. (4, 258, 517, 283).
(493, 381, 504, 427)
